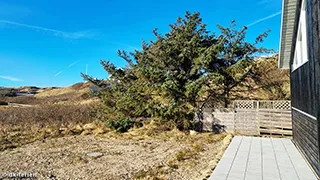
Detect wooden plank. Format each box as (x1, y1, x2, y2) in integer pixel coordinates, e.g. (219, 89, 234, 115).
(260, 125, 292, 129)
(260, 126, 292, 130)
(260, 129, 293, 135)
(260, 123, 292, 126)
(258, 113, 291, 116)
(259, 122, 292, 125)
(214, 100, 293, 136)
(259, 118, 292, 122)
(259, 113, 291, 116)
(263, 116, 292, 119)
(259, 115, 292, 118)
(260, 121, 292, 125)
(259, 128, 292, 132)
(259, 112, 291, 117)
(259, 119, 292, 122)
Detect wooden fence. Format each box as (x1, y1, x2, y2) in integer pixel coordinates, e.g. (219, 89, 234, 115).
(202, 100, 292, 136)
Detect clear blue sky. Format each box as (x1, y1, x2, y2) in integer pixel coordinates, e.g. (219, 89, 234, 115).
(0, 0, 282, 87)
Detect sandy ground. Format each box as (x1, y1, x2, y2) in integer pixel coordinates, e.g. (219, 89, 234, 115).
(0, 134, 231, 180)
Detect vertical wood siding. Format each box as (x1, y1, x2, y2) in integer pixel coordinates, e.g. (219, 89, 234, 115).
(292, 110, 319, 174)
(291, 0, 320, 176)
(313, 0, 320, 175)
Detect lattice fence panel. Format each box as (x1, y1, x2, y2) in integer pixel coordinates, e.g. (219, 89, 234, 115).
(258, 101, 291, 110)
(233, 100, 258, 109)
(273, 101, 291, 110)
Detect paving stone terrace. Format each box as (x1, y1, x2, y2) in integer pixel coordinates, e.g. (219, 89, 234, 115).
(210, 136, 318, 180)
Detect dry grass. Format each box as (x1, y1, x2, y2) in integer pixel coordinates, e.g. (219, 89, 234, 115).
(0, 82, 101, 151)
(0, 103, 232, 179)
(128, 127, 232, 180)
(0, 104, 96, 151)
(0, 96, 41, 105)
(0, 82, 233, 179)
(34, 83, 89, 98)
(0, 83, 95, 106)
(119, 123, 231, 179)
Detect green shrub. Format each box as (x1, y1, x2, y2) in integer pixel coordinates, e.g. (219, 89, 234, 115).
(0, 101, 8, 105)
(176, 151, 188, 161)
(168, 160, 179, 169)
(106, 117, 136, 132)
(6, 91, 16, 97)
(0, 89, 16, 97)
(88, 91, 100, 98)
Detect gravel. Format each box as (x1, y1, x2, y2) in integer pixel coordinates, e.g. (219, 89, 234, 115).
(0, 135, 186, 180)
(0, 134, 231, 180)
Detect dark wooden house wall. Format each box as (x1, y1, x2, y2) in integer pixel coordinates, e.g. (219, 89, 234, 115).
(290, 0, 320, 176)
(315, 0, 320, 176)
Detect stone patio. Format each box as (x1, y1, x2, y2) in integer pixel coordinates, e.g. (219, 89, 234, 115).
(210, 136, 317, 180)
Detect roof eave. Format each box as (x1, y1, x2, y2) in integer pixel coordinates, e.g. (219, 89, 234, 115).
(278, 0, 298, 69)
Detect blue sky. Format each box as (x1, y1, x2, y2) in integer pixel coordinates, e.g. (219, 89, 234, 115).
(0, 0, 282, 87)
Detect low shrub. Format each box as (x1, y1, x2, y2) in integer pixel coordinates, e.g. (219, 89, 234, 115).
(0, 101, 8, 105)
(106, 117, 136, 133)
(175, 148, 198, 162)
(1, 96, 40, 104)
(0, 89, 16, 97)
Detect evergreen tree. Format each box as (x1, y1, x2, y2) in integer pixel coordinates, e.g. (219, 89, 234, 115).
(82, 11, 270, 130)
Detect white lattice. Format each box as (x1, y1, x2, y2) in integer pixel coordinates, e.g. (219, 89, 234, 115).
(273, 101, 291, 110)
(234, 100, 257, 109)
(234, 100, 291, 110)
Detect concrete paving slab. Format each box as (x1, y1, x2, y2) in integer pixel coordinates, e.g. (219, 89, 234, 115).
(210, 136, 318, 180)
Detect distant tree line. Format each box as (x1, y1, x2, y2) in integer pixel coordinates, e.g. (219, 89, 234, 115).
(0, 89, 16, 97)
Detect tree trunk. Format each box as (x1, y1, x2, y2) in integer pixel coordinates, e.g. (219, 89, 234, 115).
(223, 88, 230, 108)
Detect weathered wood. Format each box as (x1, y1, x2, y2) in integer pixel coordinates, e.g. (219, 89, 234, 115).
(256, 107, 292, 136)
(210, 101, 292, 136)
(311, 0, 320, 176)
(260, 129, 293, 136)
(234, 109, 259, 135)
(211, 108, 235, 133)
(292, 109, 319, 175)
(279, 0, 320, 176)
(285, 0, 320, 176)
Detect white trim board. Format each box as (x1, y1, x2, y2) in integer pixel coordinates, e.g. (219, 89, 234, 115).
(292, 0, 309, 72)
(292, 107, 317, 120)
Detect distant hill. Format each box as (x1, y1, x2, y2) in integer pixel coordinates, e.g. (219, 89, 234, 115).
(0, 82, 98, 105)
(231, 55, 290, 101)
